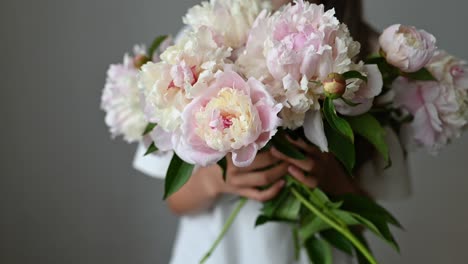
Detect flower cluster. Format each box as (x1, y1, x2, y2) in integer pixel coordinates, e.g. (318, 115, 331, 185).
(138, 0, 280, 166)
(102, 0, 468, 162)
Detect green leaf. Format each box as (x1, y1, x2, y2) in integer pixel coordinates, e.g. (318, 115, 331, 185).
(163, 154, 194, 199)
(309, 188, 331, 206)
(365, 215, 400, 252)
(305, 236, 333, 264)
(272, 130, 306, 160)
(350, 213, 399, 252)
(330, 210, 360, 226)
(289, 179, 333, 209)
(321, 229, 354, 256)
(337, 196, 401, 251)
(373, 59, 400, 86)
(346, 114, 389, 164)
(342, 70, 368, 82)
(143, 123, 157, 136)
(254, 215, 270, 227)
(257, 185, 302, 225)
(217, 158, 228, 182)
(148, 35, 168, 58)
(337, 194, 403, 228)
(403, 67, 437, 81)
(264, 189, 301, 221)
(299, 216, 330, 242)
(144, 142, 158, 156)
(274, 194, 302, 221)
(324, 122, 356, 174)
(326, 200, 343, 210)
(261, 188, 290, 217)
(364, 55, 386, 65)
(323, 97, 354, 143)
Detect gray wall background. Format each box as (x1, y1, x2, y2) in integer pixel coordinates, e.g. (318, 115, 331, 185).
(1, 0, 467, 263)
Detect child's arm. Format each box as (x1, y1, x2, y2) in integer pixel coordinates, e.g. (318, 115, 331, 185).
(167, 152, 290, 216)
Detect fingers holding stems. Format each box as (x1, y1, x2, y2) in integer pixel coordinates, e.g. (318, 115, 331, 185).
(224, 152, 289, 202)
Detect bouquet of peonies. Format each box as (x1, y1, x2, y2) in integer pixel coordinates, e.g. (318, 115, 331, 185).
(101, 0, 468, 263)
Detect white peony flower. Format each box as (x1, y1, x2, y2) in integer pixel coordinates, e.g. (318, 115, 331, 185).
(427, 50, 468, 120)
(101, 45, 148, 143)
(183, 0, 271, 49)
(139, 27, 232, 133)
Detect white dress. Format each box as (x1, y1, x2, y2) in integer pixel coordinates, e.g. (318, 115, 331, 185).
(133, 128, 411, 264)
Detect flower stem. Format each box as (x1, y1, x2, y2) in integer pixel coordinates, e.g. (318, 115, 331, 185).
(290, 187, 378, 264)
(199, 197, 248, 264)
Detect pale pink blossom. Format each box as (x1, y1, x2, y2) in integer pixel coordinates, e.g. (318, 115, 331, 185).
(394, 51, 468, 152)
(101, 45, 148, 143)
(178, 69, 282, 167)
(379, 24, 436, 73)
(427, 50, 468, 120)
(237, 1, 369, 151)
(393, 77, 466, 152)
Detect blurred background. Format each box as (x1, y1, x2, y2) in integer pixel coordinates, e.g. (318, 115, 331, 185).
(1, 0, 468, 263)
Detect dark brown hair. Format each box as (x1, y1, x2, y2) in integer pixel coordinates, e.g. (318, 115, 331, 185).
(308, 0, 375, 57)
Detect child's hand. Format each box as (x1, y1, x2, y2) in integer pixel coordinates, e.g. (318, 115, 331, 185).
(270, 137, 360, 195)
(221, 152, 289, 202)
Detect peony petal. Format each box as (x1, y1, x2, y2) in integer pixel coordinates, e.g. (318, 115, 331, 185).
(150, 126, 174, 151)
(411, 107, 436, 147)
(214, 69, 248, 93)
(334, 98, 374, 116)
(232, 144, 258, 167)
(361, 65, 383, 98)
(300, 46, 320, 79)
(247, 77, 276, 105)
(255, 102, 282, 131)
(303, 110, 328, 152)
(174, 131, 225, 166)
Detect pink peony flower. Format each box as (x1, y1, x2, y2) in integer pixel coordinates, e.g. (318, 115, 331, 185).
(238, 2, 363, 113)
(428, 50, 468, 121)
(178, 69, 282, 167)
(101, 45, 148, 143)
(263, 1, 361, 82)
(427, 50, 468, 92)
(379, 24, 437, 73)
(238, 1, 374, 151)
(393, 77, 466, 152)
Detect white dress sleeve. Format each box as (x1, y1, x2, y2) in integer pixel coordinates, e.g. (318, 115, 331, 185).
(357, 127, 412, 201)
(132, 143, 173, 179)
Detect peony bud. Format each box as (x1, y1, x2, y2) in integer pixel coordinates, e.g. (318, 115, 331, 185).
(133, 54, 150, 69)
(323, 73, 346, 99)
(379, 24, 437, 73)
